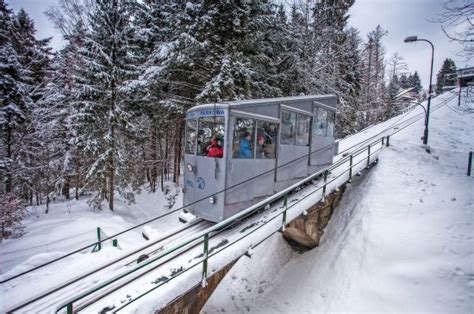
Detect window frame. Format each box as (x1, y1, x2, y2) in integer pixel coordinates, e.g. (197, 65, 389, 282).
(185, 117, 198, 155)
(230, 111, 280, 160)
(313, 102, 336, 138)
(280, 105, 313, 146)
(256, 120, 279, 159)
(196, 116, 226, 158)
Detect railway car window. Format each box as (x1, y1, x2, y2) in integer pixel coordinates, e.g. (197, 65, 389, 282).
(327, 111, 335, 138)
(185, 118, 197, 155)
(296, 114, 311, 146)
(197, 116, 225, 158)
(281, 110, 296, 145)
(314, 107, 328, 136)
(233, 118, 255, 159)
(256, 121, 278, 159)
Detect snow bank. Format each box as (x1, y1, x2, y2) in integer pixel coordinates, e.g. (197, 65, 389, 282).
(0, 182, 183, 311)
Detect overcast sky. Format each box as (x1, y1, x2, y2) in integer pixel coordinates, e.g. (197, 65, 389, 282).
(9, 0, 471, 90)
(349, 0, 470, 88)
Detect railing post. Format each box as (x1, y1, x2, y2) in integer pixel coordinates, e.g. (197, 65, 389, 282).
(348, 155, 353, 183)
(96, 227, 101, 251)
(468, 151, 473, 176)
(322, 170, 328, 201)
(382, 137, 385, 146)
(386, 135, 390, 147)
(282, 195, 288, 231)
(201, 233, 209, 287)
(67, 303, 73, 314)
(367, 145, 371, 168)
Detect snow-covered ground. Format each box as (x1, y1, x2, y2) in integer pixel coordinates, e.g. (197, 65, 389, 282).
(203, 97, 474, 312)
(0, 182, 182, 280)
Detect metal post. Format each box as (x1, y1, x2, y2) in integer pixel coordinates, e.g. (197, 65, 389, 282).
(96, 227, 101, 251)
(386, 136, 390, 147)
(112, 239, 118, 248)
(322, 170, 328, 201)
(468, 152, 473, 176)
(458, 86, 462, 106)
(367, 145, 371, 168)
(67, 303, 73, 314)
(282, 195, 288, 231)
(382, 137, 385, 146)
(424, 39, 434, 145)
(201, 233, 209, 287)
(404, 36, 434, 145)
(348, 155, 353, 183)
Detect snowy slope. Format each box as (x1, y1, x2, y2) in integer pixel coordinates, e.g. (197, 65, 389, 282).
(0, 183, 182, 277)
(203, 96, 474, 312)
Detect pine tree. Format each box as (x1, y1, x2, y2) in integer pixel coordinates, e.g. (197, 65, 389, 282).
(0, 0, 30, 195)
(75, 0, 140, 211)
(360, 25, 387, 126)
(385, 53, 407, 117)
(408, 71, 422, 94)
(336, 27, 362, 137)
(436, 58, 457, 94)
(0, 192, 27, 241)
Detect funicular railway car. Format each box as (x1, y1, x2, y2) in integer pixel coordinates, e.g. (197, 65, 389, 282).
(183, 95, 338, 222)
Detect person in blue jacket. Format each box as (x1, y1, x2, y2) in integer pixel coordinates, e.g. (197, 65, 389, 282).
(239, 131, 253, 158)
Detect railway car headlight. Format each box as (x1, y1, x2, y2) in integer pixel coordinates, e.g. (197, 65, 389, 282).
(186, 163, 194, 173)
(209, 196, 216, 204)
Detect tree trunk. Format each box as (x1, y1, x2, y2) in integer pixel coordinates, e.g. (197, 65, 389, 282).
(109, 95, 115, 212)
(158, 131, 164, 192)
(150, 125, 157, 193)
(5, 122, 12, 193)
(63, 179, 70, 200)
(175, 118, 183, 186)
(75, 160, 80, 200)
(367, 39, 373, 104)
(165, 129, 169, 181)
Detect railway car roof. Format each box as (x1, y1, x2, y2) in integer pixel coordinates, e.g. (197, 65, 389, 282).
(188, 94, 336, 112)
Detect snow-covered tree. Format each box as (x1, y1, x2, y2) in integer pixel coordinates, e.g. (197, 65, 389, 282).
(1, 1, 51, 204)
(0, 192, 27, 241)
(436, 58, 457, 94)
(336, 27, 363, 137)
(360, 25, 388, 126)
(408, 71, 422, 94)
(435, 0, 474, 60)
(75, 0, 141, 211)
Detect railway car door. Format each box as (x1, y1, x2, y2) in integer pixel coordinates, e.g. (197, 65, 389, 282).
(310, 102, 336, 167)
(225, 113, 279, 215)
(276, 106, 312, 182)
(184, 109, 227, 222)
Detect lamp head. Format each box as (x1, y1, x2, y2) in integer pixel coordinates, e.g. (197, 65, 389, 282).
(404, 35, 418, 43)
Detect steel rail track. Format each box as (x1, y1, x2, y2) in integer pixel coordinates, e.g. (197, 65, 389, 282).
(5, 219, 210, 313)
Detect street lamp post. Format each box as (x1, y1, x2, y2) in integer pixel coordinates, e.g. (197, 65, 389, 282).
(404, 35, 434, 146)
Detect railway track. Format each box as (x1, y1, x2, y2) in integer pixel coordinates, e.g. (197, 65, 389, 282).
(4, 219, 211, 313)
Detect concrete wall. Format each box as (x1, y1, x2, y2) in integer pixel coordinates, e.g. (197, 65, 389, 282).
(283, 185, 346, 249)
(158, 261, 237, 314)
